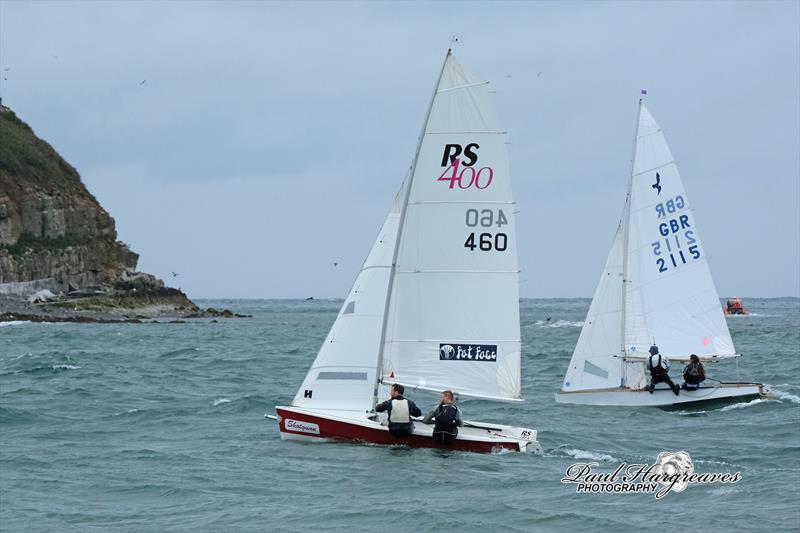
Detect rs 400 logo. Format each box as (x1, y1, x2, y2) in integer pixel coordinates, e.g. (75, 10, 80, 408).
(437, 143, 493, 189)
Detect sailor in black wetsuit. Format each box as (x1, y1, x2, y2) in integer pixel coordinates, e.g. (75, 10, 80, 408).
(644, 345, 679, 396)
(375, 383, 422, 437)
(682, 354, 706, 391)
(422, 390, 463, 445)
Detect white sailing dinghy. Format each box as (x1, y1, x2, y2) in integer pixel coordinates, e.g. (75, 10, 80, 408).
(555, 100, 766, 407)
(274, 51, 541, 453)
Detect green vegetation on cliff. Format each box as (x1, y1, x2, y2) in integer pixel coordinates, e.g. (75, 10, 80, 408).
(0, 107, 86, 193)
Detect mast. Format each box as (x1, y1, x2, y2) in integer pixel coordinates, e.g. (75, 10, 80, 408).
(619, 98, 643, 387)
(371, 50, 452, 409)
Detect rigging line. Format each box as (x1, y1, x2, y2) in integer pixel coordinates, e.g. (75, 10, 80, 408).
(408, 200, 516, 205)
(635, 128, 663, 140)
(395, 269, 520, 274)
(436, 80, 489, 93)
(424, 130, 506, 134)
(632, 160, 677, 177)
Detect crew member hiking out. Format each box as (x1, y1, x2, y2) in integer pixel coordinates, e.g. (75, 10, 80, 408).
(644, 345, 680, 396)
(375, 383, 422, 437)
(422, 390, 463, 445)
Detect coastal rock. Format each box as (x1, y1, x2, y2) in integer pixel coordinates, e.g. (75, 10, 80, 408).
(0, 104, 199, 318)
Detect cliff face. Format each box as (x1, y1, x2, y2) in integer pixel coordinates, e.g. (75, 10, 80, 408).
(0, 106, 162, 298)
(0, 105, 197, 315)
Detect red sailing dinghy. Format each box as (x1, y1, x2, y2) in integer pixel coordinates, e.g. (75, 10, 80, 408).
(274, 51, 542, 454)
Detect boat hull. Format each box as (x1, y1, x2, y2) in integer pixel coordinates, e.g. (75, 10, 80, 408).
(275, 406, 542, 454)
(554, 382, 766, 406)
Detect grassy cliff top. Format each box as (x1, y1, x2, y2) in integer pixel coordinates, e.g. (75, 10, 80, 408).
(0, 106, 87, 194)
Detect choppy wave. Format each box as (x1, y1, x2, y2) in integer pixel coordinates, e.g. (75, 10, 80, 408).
(159, 347, 201, 358)
(720, 398, 770, 411)
(560, 448, 618, 462)
(529, 319, 584, 328)
(1, 298, 797, 531)
(772, 388, 800, 404)
(51, 364, 81, 370)
(0, 320, 32, 327)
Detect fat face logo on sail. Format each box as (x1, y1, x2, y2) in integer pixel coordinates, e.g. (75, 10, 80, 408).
(436, 143, 494, 190)
(439, 343, 498, 362)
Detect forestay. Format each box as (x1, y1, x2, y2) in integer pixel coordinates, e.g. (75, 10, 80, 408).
(380, 52, 522, 401)
(562, 101, 735, 393)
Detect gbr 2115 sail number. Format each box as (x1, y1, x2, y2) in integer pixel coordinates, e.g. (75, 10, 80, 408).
(651, 200, 702, 273)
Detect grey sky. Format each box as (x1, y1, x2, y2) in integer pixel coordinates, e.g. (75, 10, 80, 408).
(1, 1, 798, 298)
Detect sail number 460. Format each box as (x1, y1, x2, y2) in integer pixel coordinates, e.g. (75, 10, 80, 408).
(464, 233, 508, 251)
(464, 209, 508, 252)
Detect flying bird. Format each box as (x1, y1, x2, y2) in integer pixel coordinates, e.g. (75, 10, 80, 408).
(139, 79, 147, 86)
(652, 172, 662, 195)
(333, 262, 338, 267)
(171, 271, 179, 277)
(537, 71, 543, 77)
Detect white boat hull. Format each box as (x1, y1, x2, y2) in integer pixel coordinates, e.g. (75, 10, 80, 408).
(554, 382, 766, 406)
(275, 406, 542, 454)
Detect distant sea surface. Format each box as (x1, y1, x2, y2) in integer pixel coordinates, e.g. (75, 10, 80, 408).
(2, 298, 799, 532)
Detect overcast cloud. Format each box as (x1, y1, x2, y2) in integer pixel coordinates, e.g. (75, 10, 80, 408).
(1, 1, 798, 298)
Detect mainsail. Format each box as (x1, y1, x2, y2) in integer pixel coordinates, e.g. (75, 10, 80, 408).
(293, 51, 521, 412)
(379, 52, 522, 401)
(563, 101, 736, 393)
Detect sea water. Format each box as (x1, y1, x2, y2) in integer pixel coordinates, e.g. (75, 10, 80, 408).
(1, 298, 798, 531)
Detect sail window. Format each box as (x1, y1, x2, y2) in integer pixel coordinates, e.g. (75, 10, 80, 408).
(343, 301, 355, 315)
(583, 361, 609, 380)
(317, 372, 367, 381)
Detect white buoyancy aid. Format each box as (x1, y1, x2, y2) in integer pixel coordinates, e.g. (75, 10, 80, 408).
(389, 399, 411, 423)
(648, 353, 669, 372)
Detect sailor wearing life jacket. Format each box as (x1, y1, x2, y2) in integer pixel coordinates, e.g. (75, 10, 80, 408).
(682, 354, 706, 391)
(375, 383, 422, 437)
(422, 390, 463, 445)
(644, 345, 680, 396)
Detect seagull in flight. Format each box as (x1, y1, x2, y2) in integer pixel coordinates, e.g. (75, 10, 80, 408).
(652, 172, 662, 195)
(139, 79, 147, 86)
(171, 271, 179, 277)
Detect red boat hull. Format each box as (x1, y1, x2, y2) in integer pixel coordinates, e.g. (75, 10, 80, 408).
(276, 407, 524, 453)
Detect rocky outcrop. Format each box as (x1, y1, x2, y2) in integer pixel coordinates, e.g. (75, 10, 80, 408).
(0, 104, 198, 317)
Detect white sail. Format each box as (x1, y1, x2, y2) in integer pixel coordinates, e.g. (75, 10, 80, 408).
(562, 219, 625, 392)
(292, 193, 401, 412)
(625, 103, 735, 360)
(380, 53, 522, 401)
(562, 101, 735, 394)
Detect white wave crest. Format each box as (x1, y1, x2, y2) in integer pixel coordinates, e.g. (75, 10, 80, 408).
(534, 320, 584, 328)
(0, 321, 31, 327)
(52, 364, 81, 370)
(709, 486, 739, 496)
(213, 398, 232, 406)
(720, 398, 769, 411)
(563, 448, 618, 462)
(772, 389, 800, 404)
